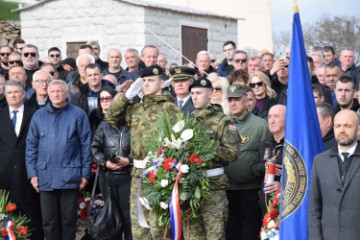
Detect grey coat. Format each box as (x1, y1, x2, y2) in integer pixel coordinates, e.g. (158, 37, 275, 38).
(309, 142, 360, 240)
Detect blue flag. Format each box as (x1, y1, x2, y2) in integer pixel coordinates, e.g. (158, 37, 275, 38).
(279, 7, 324, 240)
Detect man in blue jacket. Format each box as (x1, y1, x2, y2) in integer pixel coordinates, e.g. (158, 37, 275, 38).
(217, 40, 236, 77)
(26, 79, 92, 240)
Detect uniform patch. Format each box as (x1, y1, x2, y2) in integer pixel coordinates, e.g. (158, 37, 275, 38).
(228, 124, 237, 131)
(152, 68, 159, 75)
(200, 79, 207, 86)
(175, 68, 182, 73)
(240, 134, 249, 144)
(230, 85, 237, 92)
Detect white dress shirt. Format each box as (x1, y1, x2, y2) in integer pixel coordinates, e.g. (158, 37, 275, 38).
(9, 105, 24, 137)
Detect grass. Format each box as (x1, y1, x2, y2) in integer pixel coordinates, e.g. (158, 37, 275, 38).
(0, 1, 20, 21)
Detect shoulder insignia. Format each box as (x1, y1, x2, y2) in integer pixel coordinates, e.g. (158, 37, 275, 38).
(228, 124, 237, 131)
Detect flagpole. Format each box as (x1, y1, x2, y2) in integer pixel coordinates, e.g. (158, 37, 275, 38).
(293, 0, 298, 13)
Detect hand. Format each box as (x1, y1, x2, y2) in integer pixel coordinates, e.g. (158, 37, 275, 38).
(275, 164, 282, 176)
(264, 181, 280, 194)
(105, 160, 123, 171)
(30, 177, 39, 193)
(121, 79, 133, 93)
(118, 157, 130, 167)
(125, 78, 143, 100)
(270, 59, 286, 75)
(79, 177, 88, 190)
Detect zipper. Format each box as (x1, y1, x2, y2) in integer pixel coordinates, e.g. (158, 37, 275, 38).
(118, 126, 125, 158)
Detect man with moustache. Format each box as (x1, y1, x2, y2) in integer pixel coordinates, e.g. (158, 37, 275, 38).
(309, 110, 360, 240)
(21, 44, 41, 87)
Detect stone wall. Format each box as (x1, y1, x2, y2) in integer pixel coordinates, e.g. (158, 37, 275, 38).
(0, 21, 21, 46)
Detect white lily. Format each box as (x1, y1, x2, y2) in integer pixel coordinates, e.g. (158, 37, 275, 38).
(180, 129, 193, 142)
(139, 197, 151, 210)
(179, 164, 189, 173)
(172, 120, 185, 133)
(160, 202, 169, 209)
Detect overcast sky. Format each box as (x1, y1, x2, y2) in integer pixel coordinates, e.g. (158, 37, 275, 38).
(270, 0, 360, 33)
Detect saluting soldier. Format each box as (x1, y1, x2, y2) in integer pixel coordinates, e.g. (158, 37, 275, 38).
(105, 65, 179, 240)
(183, 77, 241, 240)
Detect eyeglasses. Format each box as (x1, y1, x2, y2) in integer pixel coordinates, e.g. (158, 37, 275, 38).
(33, 80, 51, 84)
(233, 58, 247, 63)
(0, 53, 10, 57)
(9, 60, 21, 65)
(23, 52, 37, 57)
(49, 54, 61, 58)
(99, 96, 113, 103)
(249, 82, 264, 88)
(212, 87, 222, 92)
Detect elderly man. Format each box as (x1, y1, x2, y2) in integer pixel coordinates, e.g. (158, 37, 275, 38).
(86, 40, 108, 71)
(67, 54, 95, 95)
(309, 110, 360, 240)
(170, 66, 197, 115)
(195, 50, 216, 77)
(225, 84, 270, 240)
(247, 56, 263, 75)
(26, 80, 92, 240)
(8, 65, 34, 99)
(0, 80, 44, 240)
(26, 70, 52, 109)
(102, 48, 131, 84)
(125, 48, 141, 79)
(232, 50, 248, 72)
(22, 44, 41, 87)
(217, 40, 236, 77)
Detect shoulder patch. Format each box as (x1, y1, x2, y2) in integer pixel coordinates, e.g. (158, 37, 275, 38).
(228, 124, 237, 131)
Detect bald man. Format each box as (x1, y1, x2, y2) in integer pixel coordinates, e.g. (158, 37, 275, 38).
(309, 110, 360, 240)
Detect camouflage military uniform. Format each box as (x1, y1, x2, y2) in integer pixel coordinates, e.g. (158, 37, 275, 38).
(105, 94, 179, 240)
(182, 104, 241, 240)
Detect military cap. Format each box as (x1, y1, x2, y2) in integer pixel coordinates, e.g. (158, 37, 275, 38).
(140, 64, 165, 78)
(189, 77, 212, 91)
(227, 84, 247, 98)
(170, 66, 197, 81)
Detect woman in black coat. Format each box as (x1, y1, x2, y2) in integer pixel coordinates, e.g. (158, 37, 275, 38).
(91, 87, 132, 240)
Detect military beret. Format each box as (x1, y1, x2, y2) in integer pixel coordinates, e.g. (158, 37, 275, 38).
(189, 77, 212, 91)
(140, 64, 165, 78)
(170, 66, 197, 81)
(227, 84, 247, 98)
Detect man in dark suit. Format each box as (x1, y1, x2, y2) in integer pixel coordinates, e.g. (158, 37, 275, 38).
(170, 66, 197, 115)
(0, 80, 43, 240)
(309, 109, 360, 240)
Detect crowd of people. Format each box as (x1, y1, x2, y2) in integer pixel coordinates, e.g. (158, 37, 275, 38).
(0, 37, 360, 240)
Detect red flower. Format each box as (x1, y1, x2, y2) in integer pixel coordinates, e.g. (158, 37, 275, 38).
(1, 229, 7, 237)
(189, 153, 203, 165)
(156, 146, 167, 157)
(272, 196, 280, 208)
(149, 171, 157, 183)
(80, 209, 88, 220)
(17, 226, 28, 236)
(269, 209, 278, 218)
(263, 213, 271, 226)
(163, 158, 175, 170)
(5, 203, 16, 212)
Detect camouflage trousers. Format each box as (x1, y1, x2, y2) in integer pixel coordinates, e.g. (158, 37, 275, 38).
(182, 189, 228, 240)
(130, 178, 170, 240)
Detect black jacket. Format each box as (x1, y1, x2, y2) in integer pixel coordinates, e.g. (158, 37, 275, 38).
(25, 93, 51, 110)
(91, 121, 131, 174)
(323, 128, 336, 150)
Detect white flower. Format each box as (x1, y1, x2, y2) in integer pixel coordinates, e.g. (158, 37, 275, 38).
(179, 164, 189, 173)
(139, 197, 151, 210)
(79, 202, 86, 209)
(270, 234, 279, 240)
(260, 231, 267, 240)
(172, 120, 185, 133)
(84, 197, 91, 202)
(180, 129, 193, 141)
(160, 179, 169, 187)
(172, 139, 183, 149)
(160, 202, 168, 209)
(267, 220, 276, 229)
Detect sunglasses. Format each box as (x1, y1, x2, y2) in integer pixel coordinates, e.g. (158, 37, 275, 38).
(249, 82, 264, 88)
(23, 52, 37, 57)
(0, 53, 10, 57)
(212, 87, 222, 92)
(33, 80, 51, 84)
(9, 60, 21, 65)
(99, 96, 113, 103)
(233, 58, 247, 63)
(49, 54, 61, 58)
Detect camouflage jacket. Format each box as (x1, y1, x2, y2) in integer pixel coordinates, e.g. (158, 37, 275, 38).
(105, 94, 179, 177)
(192, 104, 240, 168)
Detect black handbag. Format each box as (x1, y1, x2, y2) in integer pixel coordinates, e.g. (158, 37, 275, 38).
(88, 169, 122, 240)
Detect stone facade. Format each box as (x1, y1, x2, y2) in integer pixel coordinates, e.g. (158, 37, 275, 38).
(17, 0, 237, 65)
(0, 21, 21, 46)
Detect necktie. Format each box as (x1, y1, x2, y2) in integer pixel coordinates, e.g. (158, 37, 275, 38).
(341, 152, 349, 182)
(11, 110, 18, 128)
(178, 100, 183, 109)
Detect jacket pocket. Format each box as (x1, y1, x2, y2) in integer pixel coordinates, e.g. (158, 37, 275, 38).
(36, 161, 49, 187)
(61, 165, 81, 184)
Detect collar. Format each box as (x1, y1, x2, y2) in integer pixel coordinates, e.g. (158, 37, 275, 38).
(231, 110, 250, 123)
(142, 95, 173, 108)
(9, 104, 24, 114)
(338, 142, 358, 158)
(177, 94, 191, 104)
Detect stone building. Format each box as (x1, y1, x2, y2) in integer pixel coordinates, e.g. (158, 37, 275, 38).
(14, 0, 237, 65)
